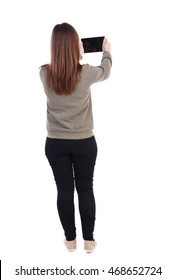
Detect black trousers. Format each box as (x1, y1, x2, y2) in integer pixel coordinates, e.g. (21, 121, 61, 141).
(45, 136, 97, 241)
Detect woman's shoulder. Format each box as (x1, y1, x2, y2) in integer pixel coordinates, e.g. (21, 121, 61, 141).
(81, 63, 96, 73)
(39, 64, 48, 80)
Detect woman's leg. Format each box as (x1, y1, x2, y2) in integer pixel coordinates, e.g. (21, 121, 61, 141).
(72, 136, 98, 240)
(45, 138, 76, 241)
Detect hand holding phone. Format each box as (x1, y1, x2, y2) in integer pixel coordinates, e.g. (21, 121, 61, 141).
(102, 38, 111, 52)
(81, 36, 111, 53)
(81, 36, 104, 53)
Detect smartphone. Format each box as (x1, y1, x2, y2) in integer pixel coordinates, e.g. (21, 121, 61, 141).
(81, 36, 105, 53)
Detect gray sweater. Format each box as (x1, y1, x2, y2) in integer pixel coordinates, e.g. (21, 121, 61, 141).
(40, 51, 112, 139)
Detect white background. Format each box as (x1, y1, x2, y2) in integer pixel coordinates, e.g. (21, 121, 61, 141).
(0, 0, 175, 279)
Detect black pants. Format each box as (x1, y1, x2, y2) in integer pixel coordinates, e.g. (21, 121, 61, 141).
(45, 136, 97, 241)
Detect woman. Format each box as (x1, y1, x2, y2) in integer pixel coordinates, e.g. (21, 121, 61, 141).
(39, 22, 112, 253)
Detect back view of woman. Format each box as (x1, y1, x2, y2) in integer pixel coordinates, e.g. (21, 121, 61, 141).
(39, 22, 112, 253)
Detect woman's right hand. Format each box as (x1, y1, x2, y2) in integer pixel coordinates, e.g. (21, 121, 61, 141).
(102, 38, 111, 52)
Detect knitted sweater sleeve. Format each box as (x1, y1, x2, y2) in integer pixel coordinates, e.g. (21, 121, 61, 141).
(85, 51, 112, 85)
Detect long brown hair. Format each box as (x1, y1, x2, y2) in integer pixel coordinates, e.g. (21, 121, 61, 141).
(40, 23, 82, 95)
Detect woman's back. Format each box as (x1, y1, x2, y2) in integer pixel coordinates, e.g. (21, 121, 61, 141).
(40, 51, 112, 139)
